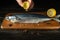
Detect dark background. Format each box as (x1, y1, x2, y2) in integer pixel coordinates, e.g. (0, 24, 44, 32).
(0, 0, 59, 16)
(0, 0, 60, 40)
(0, 0, 59, 12)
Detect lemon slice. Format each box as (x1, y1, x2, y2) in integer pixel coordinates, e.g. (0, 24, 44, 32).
(47, 8, 56, 17)
(23, 1, 30, 11)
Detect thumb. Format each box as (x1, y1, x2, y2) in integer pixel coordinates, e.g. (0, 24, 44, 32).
(16, 0, 23, 7)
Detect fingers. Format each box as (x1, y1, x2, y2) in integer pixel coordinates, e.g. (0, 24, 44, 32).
(28, 1, 34, 10)
(16, 0, 23, 7)
(16, 0, 32, 7)
(16, 0, 34, 11)
(28, 0, 32, 3)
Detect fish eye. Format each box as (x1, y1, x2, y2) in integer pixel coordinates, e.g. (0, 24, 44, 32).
(5, 16, 16, 21)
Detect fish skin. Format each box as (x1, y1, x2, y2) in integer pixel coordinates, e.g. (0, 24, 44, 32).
(5, 14, 51, 23)
(5, 14, 60, 23)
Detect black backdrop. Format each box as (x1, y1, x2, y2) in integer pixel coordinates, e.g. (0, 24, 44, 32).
(0, 0, 59, 17)
(0, 0, 60, 40)
(0, 0, 59, 11)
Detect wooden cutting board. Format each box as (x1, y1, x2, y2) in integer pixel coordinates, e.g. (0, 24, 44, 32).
(1, 12, 60, 30)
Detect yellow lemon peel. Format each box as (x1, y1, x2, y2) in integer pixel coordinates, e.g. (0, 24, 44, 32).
(47, 8, 56, 17)
(23, 1, 30, 11)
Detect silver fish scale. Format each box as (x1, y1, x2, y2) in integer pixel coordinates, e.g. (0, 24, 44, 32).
(5, 15, 60, 23)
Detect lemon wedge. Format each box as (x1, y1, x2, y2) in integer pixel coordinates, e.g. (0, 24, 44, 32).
(47, 8, 56, 17)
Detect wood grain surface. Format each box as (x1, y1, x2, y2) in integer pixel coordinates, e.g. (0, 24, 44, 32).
(1, 12, 60, 30)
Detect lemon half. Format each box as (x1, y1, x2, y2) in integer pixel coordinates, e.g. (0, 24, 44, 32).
(23, 1, 30, 11)
(47, 8, 56, 17)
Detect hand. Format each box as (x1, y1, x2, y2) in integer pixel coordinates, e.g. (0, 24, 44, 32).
(16, 0, 34, 11)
